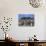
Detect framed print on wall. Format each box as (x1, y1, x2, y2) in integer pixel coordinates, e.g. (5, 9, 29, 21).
(18, 14, 34, 26)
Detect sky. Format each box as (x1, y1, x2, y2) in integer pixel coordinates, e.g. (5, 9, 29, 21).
(18, 14, 34, 19)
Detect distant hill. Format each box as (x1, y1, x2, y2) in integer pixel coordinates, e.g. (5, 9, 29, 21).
(21, 17, 34, 20)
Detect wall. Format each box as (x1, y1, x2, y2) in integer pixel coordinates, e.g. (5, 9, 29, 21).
(0, 0, 46, 40)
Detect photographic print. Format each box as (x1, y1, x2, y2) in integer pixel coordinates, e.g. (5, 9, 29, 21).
(18, 14, 34, 26)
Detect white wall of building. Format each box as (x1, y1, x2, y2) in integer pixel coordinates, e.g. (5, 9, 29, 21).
(0, 0, 46, 40)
